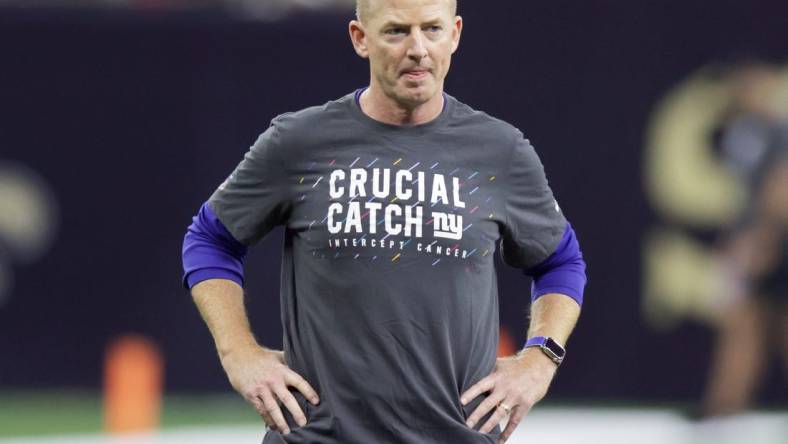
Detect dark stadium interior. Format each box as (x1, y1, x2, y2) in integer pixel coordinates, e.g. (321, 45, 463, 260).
(1, 0, 786, 441)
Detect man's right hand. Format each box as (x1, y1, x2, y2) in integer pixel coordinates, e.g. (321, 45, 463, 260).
(220, 346, 320, 435)
(190, 280, 320, 434)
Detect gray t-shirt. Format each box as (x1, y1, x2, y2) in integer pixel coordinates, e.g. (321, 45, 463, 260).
(209, 92, 566, 444)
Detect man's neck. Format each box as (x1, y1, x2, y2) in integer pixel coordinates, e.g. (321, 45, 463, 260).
(359, 86, 444, 126)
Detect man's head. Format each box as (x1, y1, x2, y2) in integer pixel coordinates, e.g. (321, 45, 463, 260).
(355, 0, 457, 24)
(349, 0, 462, 109)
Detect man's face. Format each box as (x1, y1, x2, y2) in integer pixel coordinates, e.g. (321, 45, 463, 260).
(351, 0, 462, 108)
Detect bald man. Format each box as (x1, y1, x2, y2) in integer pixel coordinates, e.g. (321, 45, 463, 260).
(182, 1, 586, 443)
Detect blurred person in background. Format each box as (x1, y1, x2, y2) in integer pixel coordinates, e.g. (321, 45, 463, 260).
(702, 61, 788, 417)
(181, 0, 586, 443)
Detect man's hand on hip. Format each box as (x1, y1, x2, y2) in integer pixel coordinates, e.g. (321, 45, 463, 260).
(221, 346, 320, 435)
(460, 349, 558, 443)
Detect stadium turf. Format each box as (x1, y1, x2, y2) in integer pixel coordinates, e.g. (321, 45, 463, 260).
(0, 391, 260, 437)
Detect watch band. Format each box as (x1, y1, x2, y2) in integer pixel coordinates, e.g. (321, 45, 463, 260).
(524, 336, 566, 366)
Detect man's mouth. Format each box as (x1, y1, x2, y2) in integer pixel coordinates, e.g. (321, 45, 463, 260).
(402, 69, 430, 80)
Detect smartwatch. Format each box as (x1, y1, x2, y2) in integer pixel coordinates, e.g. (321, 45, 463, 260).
(524, 336, 566, 366)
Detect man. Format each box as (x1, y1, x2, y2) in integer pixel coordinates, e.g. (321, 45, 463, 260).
(702, 62, 788, 417)
(182, 0, 586, 442)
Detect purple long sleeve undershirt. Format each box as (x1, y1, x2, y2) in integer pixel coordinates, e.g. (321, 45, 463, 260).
(182, 203, 586, 306)
(523, 221, 586, 306)
(182, 202, 247, 289)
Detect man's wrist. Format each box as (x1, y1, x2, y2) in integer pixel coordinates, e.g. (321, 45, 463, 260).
(522, 336, 566, 366)
(218, 339, 262, 361)
(517, 347, 560, 374)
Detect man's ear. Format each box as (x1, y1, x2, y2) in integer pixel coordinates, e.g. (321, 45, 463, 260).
(451, 15, 463, 54)
(349, 20, 370, 59)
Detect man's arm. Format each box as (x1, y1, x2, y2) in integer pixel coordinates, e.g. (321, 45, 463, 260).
(504, 293, 581, 411)
(462, 222, 586, 443)
(183, 202, 320, 435)
(461, 294, 580, 440)
(526, 292, 581, 346)
(191, 278, 320, 435)
(191, 278, 259, 361)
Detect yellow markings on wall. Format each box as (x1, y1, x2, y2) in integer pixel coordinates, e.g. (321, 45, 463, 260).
(392, 253, 401, 262)
(299, 177, 305, 184)
(393, 158, 402, 166)
(489, 176, 496, 181)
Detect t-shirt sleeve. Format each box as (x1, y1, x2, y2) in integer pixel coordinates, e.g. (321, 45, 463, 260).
(207, 119, 293, 245)
(499, 134, 567, 269)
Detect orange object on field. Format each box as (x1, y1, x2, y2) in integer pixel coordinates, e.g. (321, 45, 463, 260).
(103, 335, 163, 433)
(497, 326, 517, 357)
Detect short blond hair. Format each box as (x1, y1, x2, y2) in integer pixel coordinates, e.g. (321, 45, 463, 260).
(355, 0, 457, 24)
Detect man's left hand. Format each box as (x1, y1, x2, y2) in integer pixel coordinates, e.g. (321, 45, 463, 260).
(460, 348, 558, 443)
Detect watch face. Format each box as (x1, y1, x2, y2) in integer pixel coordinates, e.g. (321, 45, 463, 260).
(544, 337, 566, 358)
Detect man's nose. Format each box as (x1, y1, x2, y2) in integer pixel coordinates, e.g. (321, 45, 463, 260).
(406, 30, 428, 60)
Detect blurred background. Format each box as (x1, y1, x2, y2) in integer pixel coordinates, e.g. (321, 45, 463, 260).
(1, 0, 786, 443)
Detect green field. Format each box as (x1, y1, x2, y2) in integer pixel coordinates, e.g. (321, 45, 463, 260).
(0, 391, 261, 437)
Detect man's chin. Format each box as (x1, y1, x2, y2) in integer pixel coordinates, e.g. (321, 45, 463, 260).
(395, 85, 437, 106)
